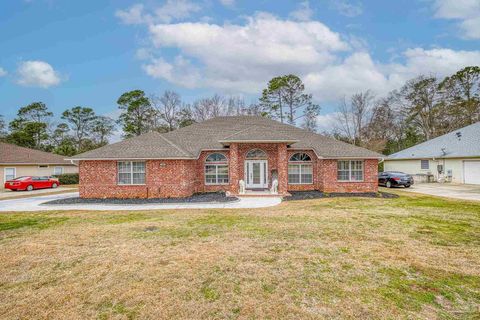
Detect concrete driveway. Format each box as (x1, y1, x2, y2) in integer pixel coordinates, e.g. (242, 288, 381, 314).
(0, 192, 282, 212)
(399, 183, 480, 202)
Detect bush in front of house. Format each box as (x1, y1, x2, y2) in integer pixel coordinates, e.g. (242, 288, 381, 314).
(55, 173, 79, 185)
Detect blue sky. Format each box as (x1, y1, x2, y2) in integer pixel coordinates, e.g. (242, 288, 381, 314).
(1, 0, 479, 131)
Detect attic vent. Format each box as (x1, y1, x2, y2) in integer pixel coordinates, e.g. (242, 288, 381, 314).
(455, 131, 462, 140)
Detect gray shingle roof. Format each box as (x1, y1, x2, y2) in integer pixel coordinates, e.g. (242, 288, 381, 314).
(0, 142, 76, 165)
(70, 116, 383, 160)
(387, 122, 480, 160)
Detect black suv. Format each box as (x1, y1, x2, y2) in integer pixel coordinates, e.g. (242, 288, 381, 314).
(378, 171, 414, 188)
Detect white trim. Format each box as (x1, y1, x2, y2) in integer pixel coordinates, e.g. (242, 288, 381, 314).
(204, 164, 229, 185)
(244, 160, 268, 189)
(117, 161, 146, 185)
(4, 167, 16, 182)
(219, 139, 299, 144)
(337, 160, 365, 182)
(288, 163, 313, 185)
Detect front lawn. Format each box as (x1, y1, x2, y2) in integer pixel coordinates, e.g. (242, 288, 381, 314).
(0, 191, 479, 319)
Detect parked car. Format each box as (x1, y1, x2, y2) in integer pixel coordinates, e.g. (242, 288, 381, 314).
(4, 176, 60, 191)
(378, 171, 414, 188)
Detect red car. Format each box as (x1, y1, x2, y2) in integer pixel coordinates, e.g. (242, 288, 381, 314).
(4, 176, 60, 191)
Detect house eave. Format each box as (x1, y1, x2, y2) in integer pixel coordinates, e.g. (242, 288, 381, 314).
(219, 139, 299, 145)
(67, 157, 197, 161)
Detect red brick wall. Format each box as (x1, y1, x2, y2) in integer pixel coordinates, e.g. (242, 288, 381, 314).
(79, 159, 198, 199)
(79, 150, 379, 198)
(321, 159, 378, 193)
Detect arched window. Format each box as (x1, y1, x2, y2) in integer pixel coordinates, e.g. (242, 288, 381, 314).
(206, 153, 227, 162)
(288, 153, 313, 184)
(205, 153, 229, 185)
(289, 153, 311, 162)
(246, 149, 267, 159)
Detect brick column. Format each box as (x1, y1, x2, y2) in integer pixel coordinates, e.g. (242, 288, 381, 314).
(229, 143, 240, 194)
(277, 144, 288, 194)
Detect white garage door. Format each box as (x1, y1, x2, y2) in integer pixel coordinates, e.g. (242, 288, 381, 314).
(464, 161, 480, 185)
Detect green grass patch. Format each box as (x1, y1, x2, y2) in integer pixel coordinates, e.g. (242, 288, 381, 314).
(0, 215, 68, 232)
(201, 279, 220, 302)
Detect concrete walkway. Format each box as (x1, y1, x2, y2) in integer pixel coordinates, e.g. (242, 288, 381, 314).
(0, 192, 283, 212)
(399, 183, 480, 202)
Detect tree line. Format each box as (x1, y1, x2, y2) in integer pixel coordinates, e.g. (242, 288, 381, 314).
(0, 67, 477, 156)
(0, 75, 319, 156)
(332, 66, 480, 154)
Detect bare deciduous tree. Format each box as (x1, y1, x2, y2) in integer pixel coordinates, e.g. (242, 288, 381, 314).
(335, 90, 375, 146)
(151, 90, 182, 132)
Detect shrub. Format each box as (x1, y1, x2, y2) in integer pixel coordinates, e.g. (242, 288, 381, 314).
(55, 173, 79, 185)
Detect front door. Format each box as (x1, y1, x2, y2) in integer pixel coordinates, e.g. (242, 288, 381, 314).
(245, 160, 268, 189)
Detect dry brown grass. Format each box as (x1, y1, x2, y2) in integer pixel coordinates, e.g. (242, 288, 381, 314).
(0, 190, 479, 319)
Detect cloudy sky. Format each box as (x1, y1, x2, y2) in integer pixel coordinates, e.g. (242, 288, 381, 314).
(1, 0, 479, 131)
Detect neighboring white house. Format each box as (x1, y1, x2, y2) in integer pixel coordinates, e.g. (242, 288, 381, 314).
(384, 122, 480, 185)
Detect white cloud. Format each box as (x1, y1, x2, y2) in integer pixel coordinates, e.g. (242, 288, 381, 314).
(289, 1, 313, 22)
(116, 0, 201, 25)
(0, 67, 7, 77)
(433, 0, 480, 39)
(331, 0, 363, 17)
(16, 60, 62, 88)
(116, 4, 147, 25)
(145, 13, 349, 92)
(143, 55, 201, 88)
(126, 11, 480, 102)
(316, 112, 341, 132)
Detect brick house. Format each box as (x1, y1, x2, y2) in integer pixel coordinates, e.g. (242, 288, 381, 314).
(69, 116, 383, 198)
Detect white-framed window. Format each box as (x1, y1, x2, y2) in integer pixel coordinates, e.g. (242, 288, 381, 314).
(421, 159, 429, 170)
(288, 153, 313, 184)
(54, 166, 64, 175)
(205, 153, 229, 185)
(337, 160, 364, 182)
(117, 161, 146, 185)
(4, 167, 16, 181)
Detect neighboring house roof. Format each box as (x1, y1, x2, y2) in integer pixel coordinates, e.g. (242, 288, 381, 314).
(70, 116, 382, 160)
(387, 122, 480, 160)
(0, 142, 75, 165)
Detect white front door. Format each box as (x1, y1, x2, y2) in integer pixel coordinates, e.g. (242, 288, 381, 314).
(245, 160, 268, 189)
